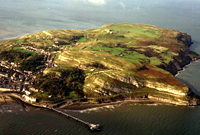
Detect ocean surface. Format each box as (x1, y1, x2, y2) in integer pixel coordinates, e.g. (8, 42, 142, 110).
(1, 103, 200, 135)
(1, 0, 200, 134)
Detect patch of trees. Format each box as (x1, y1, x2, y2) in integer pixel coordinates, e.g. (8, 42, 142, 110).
(86, 62, 108, 69)
(127, 47, 136, 51)
(0, 50, 46, 72)
(0, 50, 31, 62)
(33, 67, 85, 98)
(20, 54, 46, 72)
(137, 65, 149, 71)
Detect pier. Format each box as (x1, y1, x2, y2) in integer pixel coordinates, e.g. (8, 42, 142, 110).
(50, 107, 100, 131)
(3, 93, 100, 131)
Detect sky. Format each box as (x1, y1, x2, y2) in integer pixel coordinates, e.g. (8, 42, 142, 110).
(0, 0, 200, 40)
(69, 0, 200, 8)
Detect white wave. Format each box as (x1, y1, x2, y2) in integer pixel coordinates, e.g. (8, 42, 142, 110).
(175, 72, 179, 77)
(6, 110, 13, 113)
(79, 107, 101, 113)
(189, 106, 196, 109)
(0, 109, 3, 114)
(104, 105, 115, 109)
(127, 102, 162, 106)
(79, 105, 116, 113)
(175, 68, 186, 77)
(145, 103, 162, 106)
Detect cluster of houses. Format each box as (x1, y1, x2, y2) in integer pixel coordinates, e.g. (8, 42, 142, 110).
(22, 94, 37, 104)
(21, 45, 57, 68)
(0, 60, 38, 103)
(0, 38, 65, 104)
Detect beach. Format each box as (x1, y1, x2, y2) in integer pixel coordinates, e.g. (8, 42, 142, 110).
(59, 99, 175, 110)
(0, 95, 16, 105)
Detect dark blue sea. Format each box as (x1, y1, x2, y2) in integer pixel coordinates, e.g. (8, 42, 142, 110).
(1, 0, 200, 134)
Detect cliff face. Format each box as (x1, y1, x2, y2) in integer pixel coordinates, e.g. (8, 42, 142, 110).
(158, 33, 199, 75)
(148, 95, 189, 106)
(158, 50, 194, 75)
(85, 70, 188, 95)
(82, 61, 191, 105)
(145, 80, 188, 96)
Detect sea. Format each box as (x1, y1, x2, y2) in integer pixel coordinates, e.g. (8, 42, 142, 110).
(0, 0, 200, 134)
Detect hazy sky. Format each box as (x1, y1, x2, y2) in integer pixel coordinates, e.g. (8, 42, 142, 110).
(0, 0, 200, 40)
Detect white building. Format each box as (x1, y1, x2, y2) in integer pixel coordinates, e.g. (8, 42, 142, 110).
(22, 95, 37, 103)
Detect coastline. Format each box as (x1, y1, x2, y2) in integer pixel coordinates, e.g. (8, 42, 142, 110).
(175, 59, 199, 77)
(0, 95, 17, 105)
(57, 99, 185, 111)
(0, 93, 188, 112)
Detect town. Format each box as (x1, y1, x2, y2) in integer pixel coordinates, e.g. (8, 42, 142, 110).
(0, 42, 58, 104)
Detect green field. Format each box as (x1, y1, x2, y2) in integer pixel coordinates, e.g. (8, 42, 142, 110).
(13, 46, 36, 55)
(78, 33, 87, 42)
(16, 39, 25, 43)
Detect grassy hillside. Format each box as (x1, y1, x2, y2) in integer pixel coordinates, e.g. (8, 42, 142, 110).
(0, 23, 199, 105)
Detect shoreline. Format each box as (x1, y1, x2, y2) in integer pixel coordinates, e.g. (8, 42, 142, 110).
(0, 95, 17, 105)
(57, 99, 187, 111)
(0, 92, 197, 112)
(175, 58, 199, 77)
(0, 97, 168, 111)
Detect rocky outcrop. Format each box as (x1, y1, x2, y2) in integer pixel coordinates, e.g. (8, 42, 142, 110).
(159, 52, 198, 76)
(145, 80, 188, 96)
(158, 34, 199, 75)
(102, 72, 145, 88)
(148, 95, 189, 106)
(176, 32, 192, 46)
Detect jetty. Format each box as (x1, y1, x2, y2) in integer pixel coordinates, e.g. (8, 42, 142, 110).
(2, 93, 100, 131)
(50, 107, 100, 131)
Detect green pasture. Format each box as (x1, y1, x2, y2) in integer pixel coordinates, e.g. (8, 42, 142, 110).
(16, 39, 25, 43)
(13, 46, 36, 55)
(78, 33, 87, 42)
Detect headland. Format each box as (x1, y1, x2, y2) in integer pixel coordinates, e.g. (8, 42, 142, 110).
(0, 23, 199, 108)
